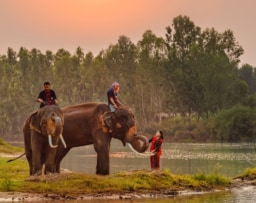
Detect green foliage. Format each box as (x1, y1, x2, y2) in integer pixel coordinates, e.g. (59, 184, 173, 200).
(192, 173, 230, 186)
(238, 64, 256, 94)
(239, 167, 256, 180)
(212, 105, 256, 142)
(165, 16, 244, 117)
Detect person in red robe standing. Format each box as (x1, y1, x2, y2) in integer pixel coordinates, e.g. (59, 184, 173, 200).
(149, 130, 164, 170)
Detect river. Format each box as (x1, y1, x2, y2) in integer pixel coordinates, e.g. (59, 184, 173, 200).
(60, 140, 256, 202)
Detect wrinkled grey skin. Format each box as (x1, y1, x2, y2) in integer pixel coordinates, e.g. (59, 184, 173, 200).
(23, 105, 65, 176)
(54, 102, 149, 175)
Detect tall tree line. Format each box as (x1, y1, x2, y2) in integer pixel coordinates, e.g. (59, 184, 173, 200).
(0, 15, 255, 140)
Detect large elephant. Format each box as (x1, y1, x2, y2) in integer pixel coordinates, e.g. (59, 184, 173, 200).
(54, 102, 149, 175)
(23, 105, 66, 176)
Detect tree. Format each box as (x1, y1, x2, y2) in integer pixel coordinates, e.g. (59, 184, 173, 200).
(103, 35, 138, 105)
(136, 30, 168, 125)
(164, 15, 244, 118)
(238, 64, 256, 94)
(164, 15, 201, 117)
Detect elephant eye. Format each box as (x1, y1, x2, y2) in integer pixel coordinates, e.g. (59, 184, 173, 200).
(128, 118, 135, 127)
(119, 116, 127, 123)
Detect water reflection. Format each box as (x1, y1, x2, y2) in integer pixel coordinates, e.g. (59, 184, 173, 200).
(38, 188, 255, 203)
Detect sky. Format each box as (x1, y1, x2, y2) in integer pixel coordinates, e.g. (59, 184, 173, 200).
(0, 0, 255, 66)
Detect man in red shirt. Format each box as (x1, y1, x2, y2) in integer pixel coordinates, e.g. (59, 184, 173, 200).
(37, 82, 58, 108)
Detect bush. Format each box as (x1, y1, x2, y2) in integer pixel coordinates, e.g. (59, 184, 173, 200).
(212, 105, 256, 142)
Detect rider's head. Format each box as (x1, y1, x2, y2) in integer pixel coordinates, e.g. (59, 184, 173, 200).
(112, 81, 119, 87)
(112, 82, 120, 92)
(43, 81, 51, 91)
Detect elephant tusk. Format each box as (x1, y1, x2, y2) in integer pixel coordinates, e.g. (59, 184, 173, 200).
(48, 135, 58, 148)
(60, 134, 67, 148)
(127, 143, 155, 157)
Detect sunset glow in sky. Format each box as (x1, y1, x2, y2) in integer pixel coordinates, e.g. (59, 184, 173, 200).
(1, 0, 255, 66)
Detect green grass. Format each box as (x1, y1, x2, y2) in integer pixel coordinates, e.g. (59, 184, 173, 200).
(0, 157, 28, 191)
(0, 138, 23, 154)
(236, 167, 256, 180)
(0, 155, 232, 195)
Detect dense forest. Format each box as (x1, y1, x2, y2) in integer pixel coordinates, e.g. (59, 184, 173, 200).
(1, 15, 256, 142)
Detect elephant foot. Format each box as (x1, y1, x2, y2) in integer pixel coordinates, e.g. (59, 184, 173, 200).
(96, 170, 109, 175)
(44, 167, 55, 174)
(25, 175, 41, 182)
(45, 170, 55, 175)
(31, 169, 42, 176)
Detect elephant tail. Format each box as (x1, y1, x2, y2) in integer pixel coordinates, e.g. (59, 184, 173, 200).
(6, 152, 25, 163)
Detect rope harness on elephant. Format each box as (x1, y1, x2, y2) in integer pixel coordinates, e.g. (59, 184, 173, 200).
(102, 111, 115, 133)
(101, 107, 135, 134)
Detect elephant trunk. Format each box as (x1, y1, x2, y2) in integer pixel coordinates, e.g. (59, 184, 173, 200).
(128, 135, 149, 153)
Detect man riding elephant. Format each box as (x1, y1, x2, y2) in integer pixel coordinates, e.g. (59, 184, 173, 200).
(23, 105, 66, 176)
(37, 81, 58, 108)
(54, 102, 149, 175)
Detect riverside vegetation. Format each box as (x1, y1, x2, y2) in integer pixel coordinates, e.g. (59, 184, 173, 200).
(1, 15, 256, 145)
(1, 139, 256, 200)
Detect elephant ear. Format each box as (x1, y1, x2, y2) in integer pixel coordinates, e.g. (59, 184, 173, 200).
(29, 111, 41, 134)
(100, 112, 115, 133)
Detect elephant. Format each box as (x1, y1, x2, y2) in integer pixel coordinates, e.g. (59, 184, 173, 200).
(54, 102, 149, 175)
(23, 104, 67, 176)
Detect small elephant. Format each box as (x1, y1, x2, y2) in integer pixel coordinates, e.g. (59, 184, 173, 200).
(54, 102, 149, 175)
(23, 105, 66, 176)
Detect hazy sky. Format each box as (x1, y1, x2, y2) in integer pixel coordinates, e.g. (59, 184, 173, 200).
(0, 0, 255, 66)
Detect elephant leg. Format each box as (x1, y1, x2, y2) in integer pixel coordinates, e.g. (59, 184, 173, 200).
(55, 147, 71, 173)
(44, 147, 57, 174)
(31, 132, 43, 176)
(94, 140, 110, 175)
(96, 152, 110, 175)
